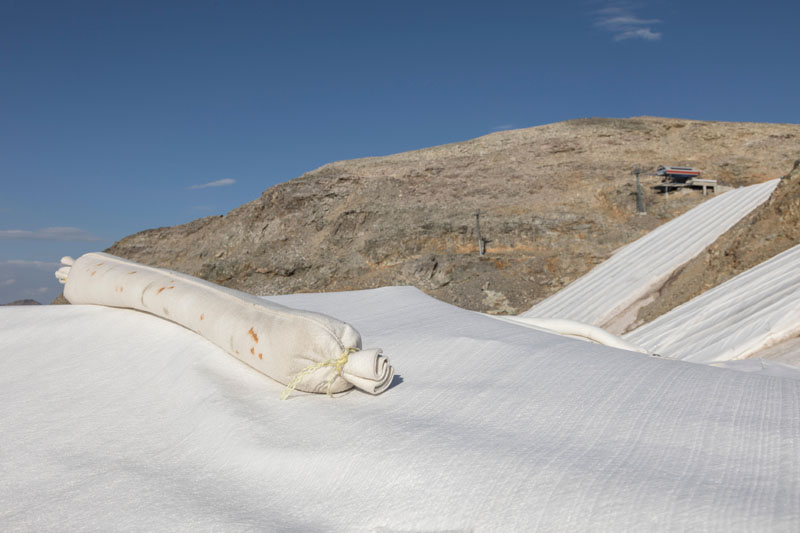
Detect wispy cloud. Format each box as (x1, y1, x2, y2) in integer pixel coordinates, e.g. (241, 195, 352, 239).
(594, 4, 662, 41)
(1, 260, 61, 269)
(0, 227, 101, 241)
(1, 278, 14, 286)
(188, 178, 236, 190)
(491, 124, 515, 132)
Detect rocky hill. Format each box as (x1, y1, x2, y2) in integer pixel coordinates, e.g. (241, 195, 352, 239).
(2, 299, 41, 306)
(107, 116, 800, 314)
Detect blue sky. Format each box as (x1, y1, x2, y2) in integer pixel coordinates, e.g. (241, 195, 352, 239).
(2, 0, 799, 303)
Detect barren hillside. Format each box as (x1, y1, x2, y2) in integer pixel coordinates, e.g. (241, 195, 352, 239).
(107, 116, 800, 314)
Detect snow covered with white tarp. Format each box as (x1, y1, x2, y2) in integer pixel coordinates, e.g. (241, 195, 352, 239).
(521, 179, 780, 331)
(2, 286, 799, 530)
(625, 243, 800, 364)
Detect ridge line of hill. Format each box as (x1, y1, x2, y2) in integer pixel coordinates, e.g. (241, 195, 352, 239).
(103, 116, 800, 314)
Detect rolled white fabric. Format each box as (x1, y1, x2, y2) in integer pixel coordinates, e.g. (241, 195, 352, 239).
(342, 348, 394, 394)
(494, 315, 651, 354)
(60, 252, 394, 397)
(55, 256, 74, 284)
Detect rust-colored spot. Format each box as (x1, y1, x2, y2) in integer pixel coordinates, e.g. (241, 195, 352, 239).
(119, 287, 124, 293)
(128, 271, 137, 275)
(250, 347, 255, 355)
(90, 271, 97, 276)
(258, 353, 263, 360)
(200, 314, 205, 320)
(247, 327, 259, 343)
(96, 262, 104, 266)
(156, 286, 175, 295)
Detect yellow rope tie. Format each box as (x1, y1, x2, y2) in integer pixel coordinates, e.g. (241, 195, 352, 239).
(281, 347, 359, 400)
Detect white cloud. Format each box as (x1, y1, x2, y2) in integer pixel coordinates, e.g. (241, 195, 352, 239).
(1, 260, 61, 269)
(1, 278, 14, 286)
(594, 4, 662, 41)
(0, 227, 101, 241)
(615, 27, 661, 41)
(188, 178, 236, 190)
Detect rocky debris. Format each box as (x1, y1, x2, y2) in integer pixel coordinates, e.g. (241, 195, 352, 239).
(2, 299, 41, 306)
(634, 159, 800, 328)
(106, 116, 800, 314)
(51, 294, 69, 305)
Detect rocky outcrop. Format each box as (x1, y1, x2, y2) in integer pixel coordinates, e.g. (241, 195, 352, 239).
(2, 299, 41, 306)
(107, 117, 800, 314)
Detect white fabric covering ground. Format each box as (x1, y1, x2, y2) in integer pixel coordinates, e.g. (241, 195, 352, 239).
(626, 243, 800, 364)
(710, 359, 800, 380)
(755, 336, 800, 367)
(521, 179, 780, 331)
(1, 286, 799, 530)
(492, 315, 650, 354)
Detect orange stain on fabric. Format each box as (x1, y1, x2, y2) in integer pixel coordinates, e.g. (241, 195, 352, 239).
(250, 347, 255, 355)
(128, 271, 137, 275)
(200, 314, 205, 320)
(258, 353, 263, 360)
(247, 327, 259, 343)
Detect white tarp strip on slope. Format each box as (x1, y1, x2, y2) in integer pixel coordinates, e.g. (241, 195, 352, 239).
(1, 286, 799, 530)
(625, 243, 800, 364)
(521, 179, 779, 329)
(754, 336, 800, 367)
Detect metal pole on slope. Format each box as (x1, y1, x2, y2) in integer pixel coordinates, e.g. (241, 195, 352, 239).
(632, 167, 646, 214)
(474, 211, 484, 256)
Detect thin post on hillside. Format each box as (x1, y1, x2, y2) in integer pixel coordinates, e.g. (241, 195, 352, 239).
(632, 167, 646, 214)
(474, 211, 485, 255)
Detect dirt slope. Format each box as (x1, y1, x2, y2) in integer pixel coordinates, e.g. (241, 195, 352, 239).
(106, 116, 800, 314)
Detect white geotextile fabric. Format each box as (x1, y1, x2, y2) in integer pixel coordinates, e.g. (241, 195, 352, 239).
(61, 252, 392, 395)
(710, 358, 800, 380)
(521, 179, 780, 330)
(2, 286, 799, 530)
(492, 315, 650, 354)
(626, 243, 800, 364)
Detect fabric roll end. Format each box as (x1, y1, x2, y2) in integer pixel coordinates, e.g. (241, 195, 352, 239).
(343, 348, 394, 395)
